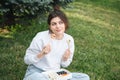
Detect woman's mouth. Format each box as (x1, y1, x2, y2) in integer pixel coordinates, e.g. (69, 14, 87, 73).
(56, 30, 61, 32)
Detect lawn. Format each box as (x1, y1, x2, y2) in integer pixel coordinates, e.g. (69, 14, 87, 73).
(0, 0, 120, 80)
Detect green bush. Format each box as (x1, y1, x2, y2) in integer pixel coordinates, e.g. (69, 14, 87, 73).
(0, 0, 73, 27)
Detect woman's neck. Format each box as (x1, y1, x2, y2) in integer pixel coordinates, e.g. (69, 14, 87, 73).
(55, 34, 64, 40)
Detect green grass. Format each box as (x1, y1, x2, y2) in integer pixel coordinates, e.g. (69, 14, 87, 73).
(75, 0, 120, 12)
(65, 1, 120, 80)
(0, 1, 120, 80)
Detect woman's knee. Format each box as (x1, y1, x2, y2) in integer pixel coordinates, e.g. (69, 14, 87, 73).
(72, 72, 90, 80)
(24, 72, 48, 80)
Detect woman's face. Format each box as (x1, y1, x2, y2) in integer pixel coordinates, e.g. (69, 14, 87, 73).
(50, 17, 65, 36)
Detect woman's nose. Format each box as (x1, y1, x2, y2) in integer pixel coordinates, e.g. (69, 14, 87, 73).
(56, 23, 60, 28)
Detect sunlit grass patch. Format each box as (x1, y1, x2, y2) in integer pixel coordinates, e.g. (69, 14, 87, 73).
(66, 2, 120, 29)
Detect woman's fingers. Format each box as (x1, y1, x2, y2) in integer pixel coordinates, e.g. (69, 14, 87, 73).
(43, 44, 51, 54)
(62, 49, 70, 61)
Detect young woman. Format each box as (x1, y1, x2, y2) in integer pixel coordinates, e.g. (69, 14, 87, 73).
(23, 10, 90, 80)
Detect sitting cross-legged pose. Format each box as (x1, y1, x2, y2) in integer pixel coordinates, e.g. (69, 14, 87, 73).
(23, 10, 90, 80)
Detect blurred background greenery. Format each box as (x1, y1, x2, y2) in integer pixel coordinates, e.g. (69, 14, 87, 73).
(0, 0, 120, 80)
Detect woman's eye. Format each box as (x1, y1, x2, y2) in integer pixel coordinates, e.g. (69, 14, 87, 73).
(51, 23, 56, 26)
(59, 21, 63, 24)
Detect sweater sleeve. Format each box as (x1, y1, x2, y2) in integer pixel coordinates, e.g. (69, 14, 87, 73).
(24, 33, 44, 65)
(61, 36, 75, 67)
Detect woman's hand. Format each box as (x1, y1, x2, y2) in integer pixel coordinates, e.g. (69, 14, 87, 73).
(42, 43, 51, 55)
(62, 49, 71, 61)
(37, 44, 51, 58)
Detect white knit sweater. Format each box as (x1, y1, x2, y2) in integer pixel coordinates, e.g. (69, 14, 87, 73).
(24, 30, 75, 71)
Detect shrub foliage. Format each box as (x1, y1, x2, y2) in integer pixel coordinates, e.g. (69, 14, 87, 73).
(0, 0, 73, 27)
